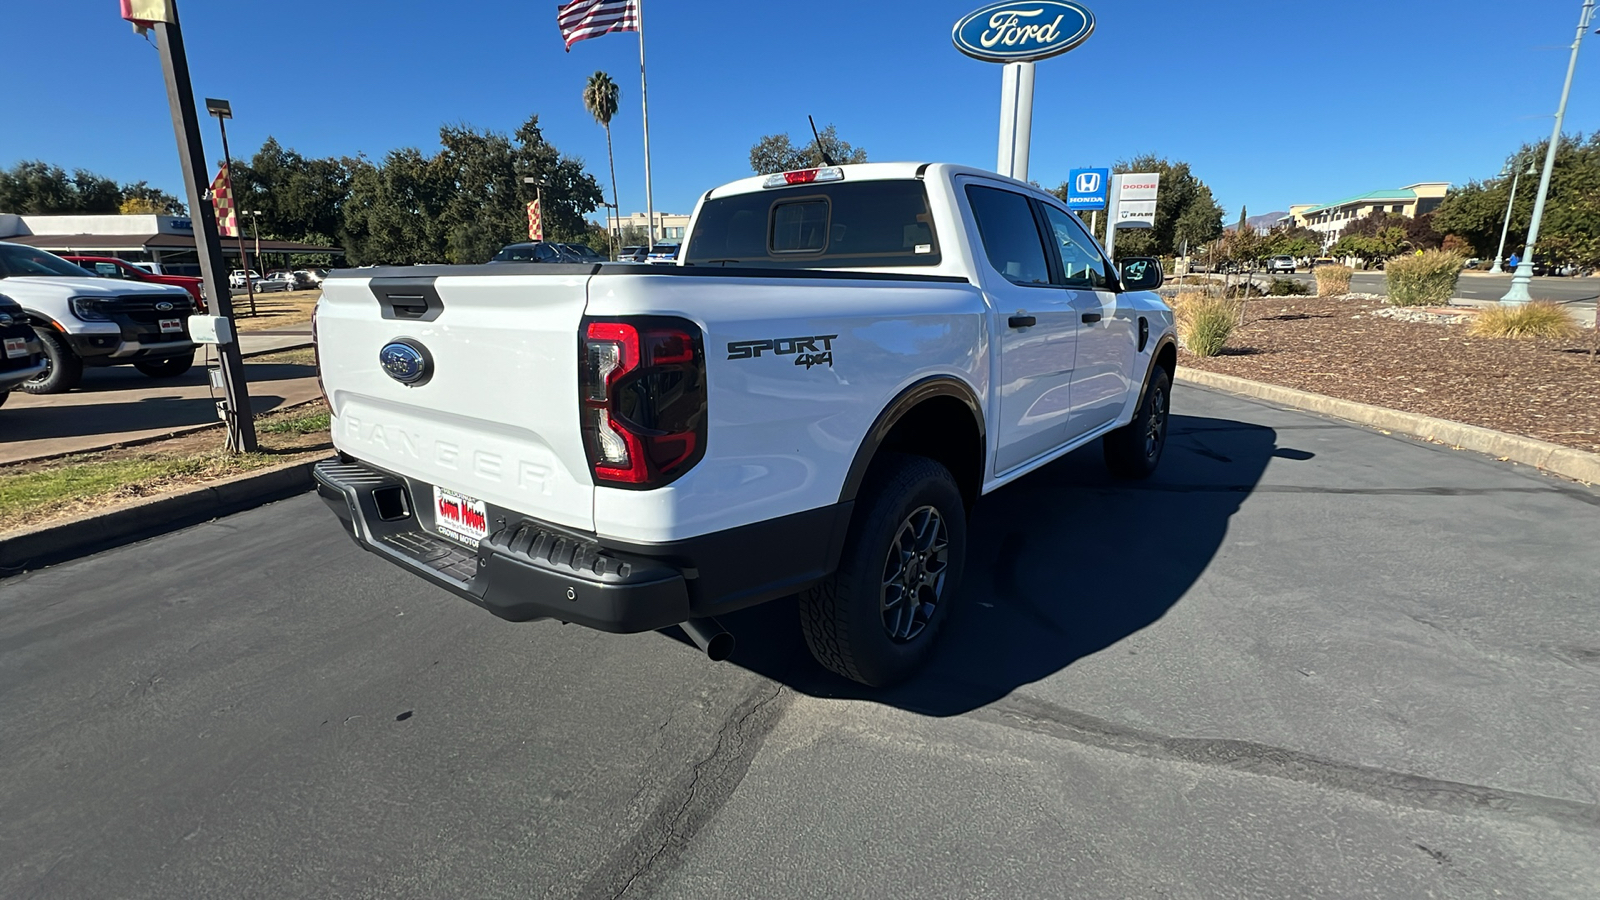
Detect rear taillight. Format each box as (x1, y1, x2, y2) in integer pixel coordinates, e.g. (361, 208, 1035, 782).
(579, 317, 707, 488)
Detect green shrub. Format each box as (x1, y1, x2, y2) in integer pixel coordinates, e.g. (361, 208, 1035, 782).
(1468, 301, 1580, 340)
(1223, 281, 1265, 299)
(1386, 250, 1465, 307)
(1267, 277, 1310, 296)
(1174, 292, 1240, 357)
(1314, 264, 1353, 297)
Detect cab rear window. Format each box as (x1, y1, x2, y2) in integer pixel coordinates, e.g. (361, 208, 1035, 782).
(685, 180, 940, 268)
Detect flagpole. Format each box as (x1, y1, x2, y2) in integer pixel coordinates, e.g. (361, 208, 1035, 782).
(637, 0, 655, 250)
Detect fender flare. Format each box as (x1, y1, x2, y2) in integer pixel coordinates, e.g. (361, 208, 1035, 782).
(838, 375, 986, 504)
(1140, 334, 1178, 395)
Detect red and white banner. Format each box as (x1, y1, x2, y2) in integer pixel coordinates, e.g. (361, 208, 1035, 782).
(527, 200, 543, 241)
(211, 165, 238, 238)
(557, 0, 640, 51)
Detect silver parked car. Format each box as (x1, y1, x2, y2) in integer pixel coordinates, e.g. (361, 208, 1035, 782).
(1266, 255, 1296, 274)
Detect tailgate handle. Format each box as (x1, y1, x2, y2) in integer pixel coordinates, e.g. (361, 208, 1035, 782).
(370, 278, 444, 322)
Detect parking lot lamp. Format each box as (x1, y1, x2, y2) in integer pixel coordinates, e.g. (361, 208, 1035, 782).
(1489, 158, 1537, 274)
(1502, 0, 1597, 303)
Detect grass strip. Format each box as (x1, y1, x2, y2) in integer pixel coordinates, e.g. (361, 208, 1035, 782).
(0, 452, 280, 533)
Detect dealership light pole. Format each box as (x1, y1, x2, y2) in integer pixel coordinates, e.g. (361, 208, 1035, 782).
(132, 1, 256, 452)
(1489, 158, 1536, 274)
(1502, 0, 1597, 303)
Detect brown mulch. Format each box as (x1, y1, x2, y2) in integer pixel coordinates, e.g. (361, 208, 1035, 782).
(1179, 295, 1600, 455)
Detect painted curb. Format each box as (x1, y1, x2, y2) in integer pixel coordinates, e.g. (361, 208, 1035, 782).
(1176, 368, 1600, 485)
(0, 458, 321, 575)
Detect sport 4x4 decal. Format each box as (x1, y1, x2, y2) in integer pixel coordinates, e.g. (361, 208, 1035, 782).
(727, 334, 839, 369)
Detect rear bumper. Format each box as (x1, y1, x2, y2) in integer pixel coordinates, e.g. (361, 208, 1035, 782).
(314, 457, 852, 632)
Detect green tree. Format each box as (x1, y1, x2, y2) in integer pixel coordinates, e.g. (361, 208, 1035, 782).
(119, 181, 186, 215)
(1433, 134, 1600, 267)
(584, 71, 622, 256)
(1260, 224, 1322, 260)
(0, 161, 122, 214)
(749, 124, 867, 174)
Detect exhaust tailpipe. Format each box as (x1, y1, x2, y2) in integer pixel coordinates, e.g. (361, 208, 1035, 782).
(681, 618, 735, 662)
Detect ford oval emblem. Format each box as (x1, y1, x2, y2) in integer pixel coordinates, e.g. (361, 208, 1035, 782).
(0, 313, 12, 327)
(379, 340, 433, 387)
(952, 1, 1095, 63)
(155, 301, 175, 312)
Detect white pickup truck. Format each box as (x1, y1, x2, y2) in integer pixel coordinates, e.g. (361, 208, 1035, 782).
(314, 163, 1176, 686)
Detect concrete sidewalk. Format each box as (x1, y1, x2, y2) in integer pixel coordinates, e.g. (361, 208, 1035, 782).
(239, 329, 313, 358)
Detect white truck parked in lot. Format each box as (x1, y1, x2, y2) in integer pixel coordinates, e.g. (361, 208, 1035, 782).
(0, 242, 197, 393)
(313, 163, 1176, 685)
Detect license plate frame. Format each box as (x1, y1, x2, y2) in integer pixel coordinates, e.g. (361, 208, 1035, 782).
(433, 485, 489, 548)
(158, 317, 183, 334)
(3, 337, 25, 359)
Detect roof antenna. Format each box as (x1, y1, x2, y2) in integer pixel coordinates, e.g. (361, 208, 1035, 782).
(808, 115, 837, 167)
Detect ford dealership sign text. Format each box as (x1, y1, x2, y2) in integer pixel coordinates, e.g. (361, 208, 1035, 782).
(952, 1, 1095, 63)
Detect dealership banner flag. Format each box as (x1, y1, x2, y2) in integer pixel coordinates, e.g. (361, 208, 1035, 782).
(527, 200, 543, 241)
(119, 0, 175, 31)
(557, 0, 639, 50)
(210, 166, 239, 238)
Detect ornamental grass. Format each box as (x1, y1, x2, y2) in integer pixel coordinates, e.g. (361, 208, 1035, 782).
(1173, 292, 1240, 357)
(1314, 264, 1353, 297)
(1386, 250, 1466, 307)
(1468, 301, 1581, 341)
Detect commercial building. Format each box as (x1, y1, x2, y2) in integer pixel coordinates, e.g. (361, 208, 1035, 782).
(1282, 182, 1449, 246)
(611, 211, 691, 243)
(0, 213, 342, 275)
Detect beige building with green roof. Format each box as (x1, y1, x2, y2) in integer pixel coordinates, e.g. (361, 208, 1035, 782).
(1283, 182, 1450, 247)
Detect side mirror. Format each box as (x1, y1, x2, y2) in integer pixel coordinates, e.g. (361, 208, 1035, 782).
(1119, 257, 1164, 291)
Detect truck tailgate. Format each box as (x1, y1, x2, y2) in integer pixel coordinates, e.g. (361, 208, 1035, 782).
(317, 270, 596, 532)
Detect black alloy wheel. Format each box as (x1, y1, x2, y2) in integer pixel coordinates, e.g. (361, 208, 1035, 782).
(880, 505, 950, 643)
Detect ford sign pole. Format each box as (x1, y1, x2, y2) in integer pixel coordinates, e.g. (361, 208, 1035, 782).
(997, 62, 1036, 179)
(953, 2, 1096, 180)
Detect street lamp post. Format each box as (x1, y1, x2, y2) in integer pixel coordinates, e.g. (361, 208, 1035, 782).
(1489, 159, 1537, 274)
(1502, 0, 1598, 304)
(601, 201, 619, 259)
(205, 98, 257, 317)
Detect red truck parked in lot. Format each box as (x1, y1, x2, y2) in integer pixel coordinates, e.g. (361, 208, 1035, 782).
(62, 256, 206, 309)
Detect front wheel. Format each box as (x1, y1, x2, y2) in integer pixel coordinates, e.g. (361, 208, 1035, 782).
(799, 454, 967, 687)
(21, 329, 83, 394)
(135, 351, 195, 378)
(1103, 369, 1171, 479)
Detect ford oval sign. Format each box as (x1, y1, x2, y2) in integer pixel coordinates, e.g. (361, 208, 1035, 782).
(379, 340, 433, 387)
(952, 1, 1095, 63)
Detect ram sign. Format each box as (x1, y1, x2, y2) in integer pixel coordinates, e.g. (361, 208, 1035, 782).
(952, 1, 1096, 63)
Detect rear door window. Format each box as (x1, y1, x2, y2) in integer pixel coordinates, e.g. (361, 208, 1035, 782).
(685, 180, 940, 268)
(965, 185, 1050, 287)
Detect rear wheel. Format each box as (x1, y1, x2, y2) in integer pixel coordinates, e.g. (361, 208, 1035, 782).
(799, 454, 967, 687)
(1103, 369, 1171, 479)
(21, 329, 83, 394)
(134, 351, 195, 378)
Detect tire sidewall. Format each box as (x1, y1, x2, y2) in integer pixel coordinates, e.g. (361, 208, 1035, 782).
(21, 329, 81, 394)
(835, 458, 967, 686)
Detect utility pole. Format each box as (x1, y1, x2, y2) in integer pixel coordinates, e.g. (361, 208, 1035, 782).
(145, 2, 257, 451)
(1502, 0, 1597, 304)
(1489, 158, 1536, 274)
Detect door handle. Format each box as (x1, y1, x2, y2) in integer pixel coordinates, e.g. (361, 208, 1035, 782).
(1008, 315, 1036, 329)
(1081, 312, 1102, 324)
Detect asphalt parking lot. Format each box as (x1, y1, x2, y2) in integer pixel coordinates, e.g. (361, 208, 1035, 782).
(2, 384, 1596, 898)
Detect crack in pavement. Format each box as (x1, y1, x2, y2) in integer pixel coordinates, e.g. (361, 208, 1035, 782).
(972, 693, 1600, 834)
(574, 681, 790, 900)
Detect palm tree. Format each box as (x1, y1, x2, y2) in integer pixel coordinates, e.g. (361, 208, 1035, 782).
(583, 71, 621, 259)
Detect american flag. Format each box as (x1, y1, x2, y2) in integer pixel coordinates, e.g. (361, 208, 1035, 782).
(557, 0, 640, 51)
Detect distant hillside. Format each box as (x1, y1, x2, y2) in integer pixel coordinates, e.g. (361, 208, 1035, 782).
(1225, 211, 1288, 232)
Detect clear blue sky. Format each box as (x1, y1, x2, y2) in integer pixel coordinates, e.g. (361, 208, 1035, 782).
(6, 0, 1598, 224)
